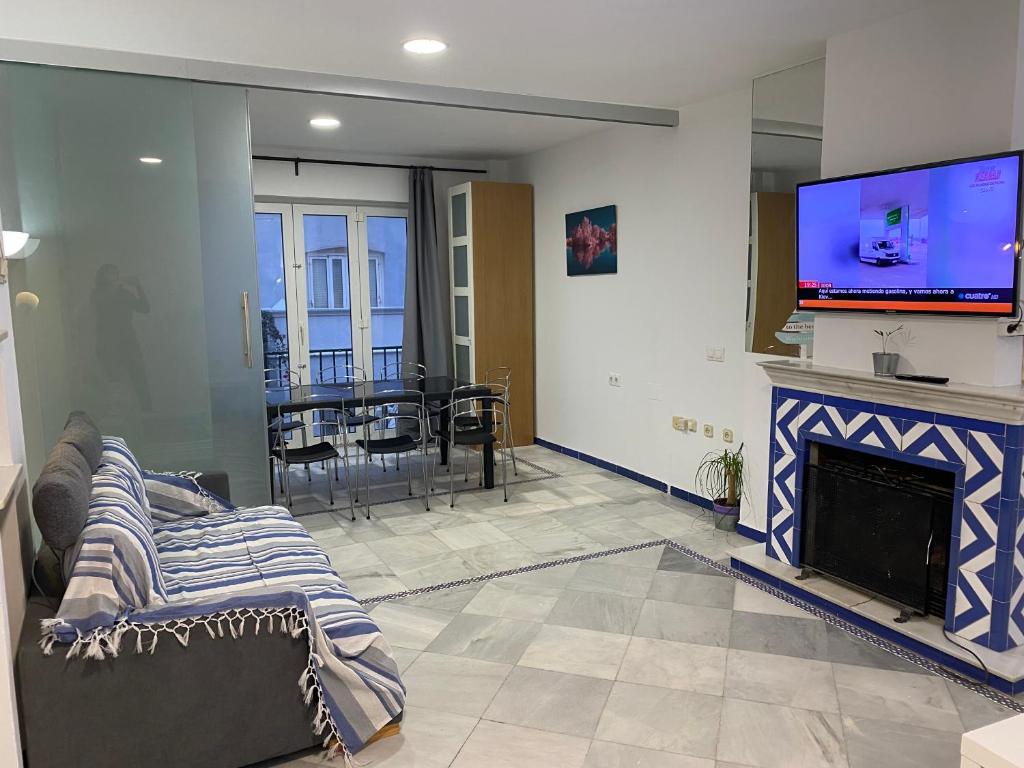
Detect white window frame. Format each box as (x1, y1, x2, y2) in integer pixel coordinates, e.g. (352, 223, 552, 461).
(255, 201, 407, 379)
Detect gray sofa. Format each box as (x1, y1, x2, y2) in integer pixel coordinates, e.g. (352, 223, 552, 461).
(15, 415, 322, 768)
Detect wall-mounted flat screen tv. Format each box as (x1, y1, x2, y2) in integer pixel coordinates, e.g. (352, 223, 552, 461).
(796, 151, 1022, 316)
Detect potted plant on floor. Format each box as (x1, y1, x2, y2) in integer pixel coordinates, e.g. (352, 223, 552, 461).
(694, 443, 745, 532)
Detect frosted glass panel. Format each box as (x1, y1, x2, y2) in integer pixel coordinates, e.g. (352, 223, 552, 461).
(452, 192, 468, 238)
(453, 245, 469, 288)
(454, 296, 470, 337)
(455, 343, 471, 382)
(2, 65, 270, 504)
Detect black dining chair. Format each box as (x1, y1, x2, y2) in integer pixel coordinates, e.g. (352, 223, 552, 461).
(354, 389, 433, 519)
(436, 385, 511, 508)
(271, 397, 341, 508)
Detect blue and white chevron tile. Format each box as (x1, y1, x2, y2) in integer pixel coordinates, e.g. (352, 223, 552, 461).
(901, 422, 968, 464)
(953, 569, 993, 643)
(769, 505, 796, 565)
(799, 402, 846, 440)
(845, 411, 901, 452)
(958, 500, 998, 579)
(966, 432, 1004, 505)
(774, 397, 801, 455)
(1010, 517, 1024, 646)
(771, 452, 796, 511)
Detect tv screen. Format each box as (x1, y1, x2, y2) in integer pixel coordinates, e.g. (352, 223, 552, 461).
(796, 151, 1022, 316)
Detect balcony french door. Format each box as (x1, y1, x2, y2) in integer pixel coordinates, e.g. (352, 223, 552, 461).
(255, 203, 408, 386)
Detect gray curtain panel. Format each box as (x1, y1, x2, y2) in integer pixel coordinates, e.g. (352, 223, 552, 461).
(403, 167, 454, 378)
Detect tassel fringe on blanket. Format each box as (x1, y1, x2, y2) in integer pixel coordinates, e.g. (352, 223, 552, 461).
(40, 607, 354, 764)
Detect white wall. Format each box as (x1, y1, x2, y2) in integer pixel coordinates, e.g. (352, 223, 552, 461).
(508, 89, 753, 498)
(816, 0, 1023, 386)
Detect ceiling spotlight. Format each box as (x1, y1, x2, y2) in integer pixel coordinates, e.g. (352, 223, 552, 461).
(139, 156, 162, 164)
(403, 38, 447, 54)
(309, 117, 341, 129)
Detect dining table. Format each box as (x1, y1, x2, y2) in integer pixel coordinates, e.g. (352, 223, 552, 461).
(265, 376, 498, 491)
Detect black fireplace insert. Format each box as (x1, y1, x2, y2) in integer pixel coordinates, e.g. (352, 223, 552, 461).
(801, 442, 954, 617)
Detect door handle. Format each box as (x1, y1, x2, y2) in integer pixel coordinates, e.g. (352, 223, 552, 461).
(241, 291, 253, 368)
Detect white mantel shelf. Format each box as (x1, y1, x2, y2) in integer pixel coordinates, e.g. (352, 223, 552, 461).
(758, 360, 1024, 425)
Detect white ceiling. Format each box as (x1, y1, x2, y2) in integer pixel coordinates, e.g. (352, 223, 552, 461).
(247, 89, 611, 160)
(5, 0, 937, 108)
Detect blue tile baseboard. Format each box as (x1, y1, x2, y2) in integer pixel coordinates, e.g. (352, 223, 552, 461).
(668, 485, 713, 509)
(735, 522, 767, 543)
(730, 555, 1024, 694)
(534, 437, 668, 492)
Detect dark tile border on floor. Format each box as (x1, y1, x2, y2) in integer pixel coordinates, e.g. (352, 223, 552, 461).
(359, 536, 1024, 712)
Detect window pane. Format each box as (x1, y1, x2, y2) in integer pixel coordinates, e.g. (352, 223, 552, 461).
(331, 256, 347, 309)
(367, 216, 406, 367)
(309, 257, 328, 308)
(301, 213, 352, 381)
(454, 295, 470, 337)
(255, 212, 290, 383)
(452, 192, 467, 238)
(453, 244, 469, 287)
(368, 258, 379, 307)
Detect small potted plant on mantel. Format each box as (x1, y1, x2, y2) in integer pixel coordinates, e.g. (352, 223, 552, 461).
(872, 324, 904, 376)
(695, 443, 746, 532)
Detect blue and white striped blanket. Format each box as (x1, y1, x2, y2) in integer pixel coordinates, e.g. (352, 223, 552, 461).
(43, 467, 405, 757)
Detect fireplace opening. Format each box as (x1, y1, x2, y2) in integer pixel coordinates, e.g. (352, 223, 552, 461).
(801, 442, 954, 618)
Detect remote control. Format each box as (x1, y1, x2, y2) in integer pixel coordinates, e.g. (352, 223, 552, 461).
(894, 374, 949, 385)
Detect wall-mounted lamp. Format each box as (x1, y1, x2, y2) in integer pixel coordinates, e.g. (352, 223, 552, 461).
(0, 230, 38, 285)
(2, 231, 38, 259)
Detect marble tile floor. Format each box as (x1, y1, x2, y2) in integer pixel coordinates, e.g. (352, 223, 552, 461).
(255, 445, 1020, 768)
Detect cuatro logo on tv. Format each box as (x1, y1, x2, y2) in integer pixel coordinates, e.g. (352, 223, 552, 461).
(974, 166, 1002, 183)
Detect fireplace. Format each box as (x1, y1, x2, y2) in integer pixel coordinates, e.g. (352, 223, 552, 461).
(760, 359, 1024, 653)
(801, 442, 954, 618)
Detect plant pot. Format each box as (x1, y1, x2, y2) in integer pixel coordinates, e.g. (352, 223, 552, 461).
(712, 500, 739, 532)
(872, 352, 900, 377)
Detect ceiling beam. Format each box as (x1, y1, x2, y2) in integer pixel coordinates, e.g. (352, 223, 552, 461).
(0, 38, 679, 128)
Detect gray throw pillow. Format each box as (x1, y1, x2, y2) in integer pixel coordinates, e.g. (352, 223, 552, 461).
(32, 442, 91, 551)
(62, 411, 103, 473)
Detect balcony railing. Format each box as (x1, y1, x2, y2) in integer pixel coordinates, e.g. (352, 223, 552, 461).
(264, 346, 403, 385)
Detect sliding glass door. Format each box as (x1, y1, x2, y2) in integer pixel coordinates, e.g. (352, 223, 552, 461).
(255, 203, 407, 385)
(2, 64, 271, 505)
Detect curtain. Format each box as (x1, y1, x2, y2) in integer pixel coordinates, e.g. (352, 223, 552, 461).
(402, 167, 453, 378)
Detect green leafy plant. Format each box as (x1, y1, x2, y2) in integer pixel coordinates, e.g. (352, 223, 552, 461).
(873, 324, 904, 355)
(695, 443, 746, 508)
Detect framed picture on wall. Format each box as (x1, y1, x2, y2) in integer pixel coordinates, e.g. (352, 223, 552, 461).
(565, 204, 617, 276)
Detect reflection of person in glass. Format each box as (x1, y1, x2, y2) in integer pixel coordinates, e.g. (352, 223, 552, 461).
(94, 264, 152, 410)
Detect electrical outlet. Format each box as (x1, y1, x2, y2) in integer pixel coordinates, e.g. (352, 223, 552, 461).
(703, 423, 714, 438)
(723, 428, 734, 443)
(686, 418, 698, 432)
(672, 416, 687, 431)
(705, 346, 726, 362)
(608, 373, 622, 387)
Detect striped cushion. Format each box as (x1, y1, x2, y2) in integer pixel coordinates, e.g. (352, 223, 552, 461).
(55, 468, 168, 634)
(143, 471, 234, 524)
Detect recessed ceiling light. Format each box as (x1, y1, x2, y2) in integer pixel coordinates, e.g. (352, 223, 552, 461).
(309, 116, 341, 129)
(139, 156, 162, 164)
(403, 38, 447, 54)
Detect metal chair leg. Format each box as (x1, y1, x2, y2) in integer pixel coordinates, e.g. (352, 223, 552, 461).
(501, 438, 509, 503)
(406, 453, 413, 497)
(327, 459, 335, 506)
(422, 446, 431, 512)
(364, 447, 372, 520)
(341, 450, 355, 521)
(450, 441, 456, 508)
(505, 407, 518, 476)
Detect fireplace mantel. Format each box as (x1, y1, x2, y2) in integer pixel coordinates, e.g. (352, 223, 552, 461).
(759, 360, 1024, 425)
